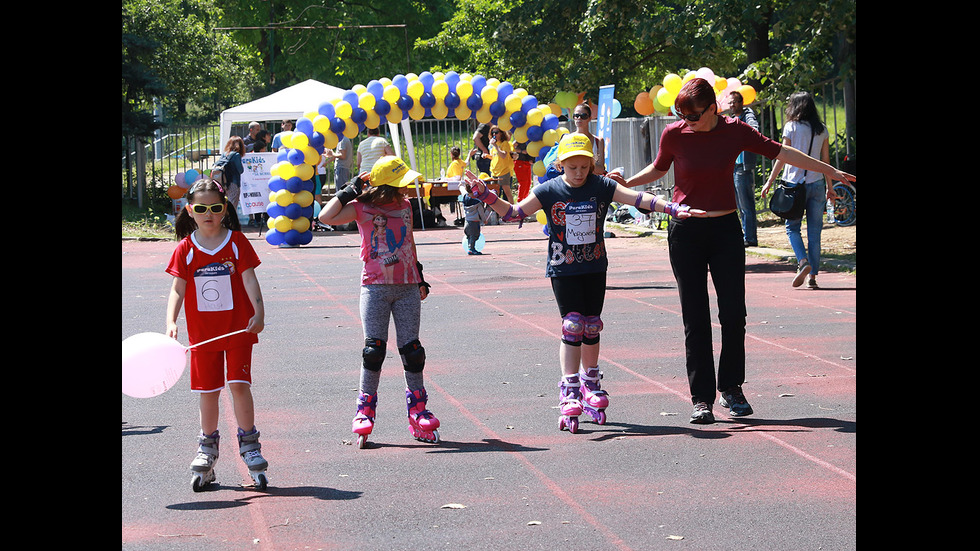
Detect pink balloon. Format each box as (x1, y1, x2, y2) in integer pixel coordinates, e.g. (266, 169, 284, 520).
(122, 332, 188, 398)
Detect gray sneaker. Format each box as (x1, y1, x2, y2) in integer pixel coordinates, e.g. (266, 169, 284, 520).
(689, 401, 715, 424)
(792, 259, 811, 287)
(720, 386, 754, 417)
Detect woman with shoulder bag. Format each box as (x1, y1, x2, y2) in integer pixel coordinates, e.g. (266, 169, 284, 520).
(762, 92, 846, 289)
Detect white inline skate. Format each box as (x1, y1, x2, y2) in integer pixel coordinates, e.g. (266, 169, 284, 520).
(558, 374, 584, 433)
(190, 430, 219, 492)
(237, 427, 269, 490)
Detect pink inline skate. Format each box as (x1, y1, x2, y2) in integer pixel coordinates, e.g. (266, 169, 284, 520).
(406, 388, 440, 443)
(558, 374, 584, 433)
(352, 392, 377, 449)
(579, 366, 609, 424)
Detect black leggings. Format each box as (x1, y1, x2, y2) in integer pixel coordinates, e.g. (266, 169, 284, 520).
(550, 272, 607, 318)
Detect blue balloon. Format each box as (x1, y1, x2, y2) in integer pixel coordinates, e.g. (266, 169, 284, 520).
(444, 71, 460, 90)
(444, 92, 460, 109)
(392, 74, 408, 94)
(541, 114, 559, 131)
(296, 118, 314, 136)
(330, 117, 346, 135)
(286, 176, 303, 193)
(287, 148, 305, 165)
(419, 92, 436, 109)
(298, 229, 314, 245)
(277, 149, 289, 162)
(342, 90, 359, 105)
(318, 102, 335, 119)
(489, 100, 506, 117)
(267, 176, 285, 192)
(521, 95, 538, 113)
(265, 230, 284, 246)
(538, 145, 551, 160)
(300, 205, 314, 218)
(418, 71, 434, 92)
(284, 202, 302, 219)
(397, 95, 413, 110)
(510, 111, 527, 127)
(350, 107, 367, 124)
(470, 75, 487, 92)
(367, 79, 384, 99)
(526, 125, 544, 142)
(374, 98, 391, 115)
(309, 131, 324, 148)
(497, 81, 514, 99)
(466, 94, 483, 111)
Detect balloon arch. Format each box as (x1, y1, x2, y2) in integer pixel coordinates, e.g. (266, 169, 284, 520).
(170, 67, 755, 247)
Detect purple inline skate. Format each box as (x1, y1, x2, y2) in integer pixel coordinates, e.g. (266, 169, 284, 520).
(352, 392, 378, 449)
(406, 388, 440, 443)
(579, 366, 609, 424)
(558, 374, 584, 433)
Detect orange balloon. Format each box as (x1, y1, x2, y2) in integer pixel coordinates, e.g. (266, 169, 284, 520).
(167, 185, 186, 200)
(634, 92, 654, 116)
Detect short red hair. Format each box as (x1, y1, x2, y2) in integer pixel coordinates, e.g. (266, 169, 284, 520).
(674, 77, 717, 114)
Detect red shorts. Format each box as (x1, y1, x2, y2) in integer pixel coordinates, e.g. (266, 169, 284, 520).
(190, 345, 253, 392)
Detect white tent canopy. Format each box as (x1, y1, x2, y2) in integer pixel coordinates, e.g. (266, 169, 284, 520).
(218, 79, 346, 146)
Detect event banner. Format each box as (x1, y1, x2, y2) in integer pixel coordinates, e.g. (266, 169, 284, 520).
(597, 85, 615, 170)
(240, 152, 277, 215)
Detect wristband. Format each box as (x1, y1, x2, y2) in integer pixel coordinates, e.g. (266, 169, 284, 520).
(416, 262, 431, 293)
(474, 186, 499, 205)
(634, 194, 644, 209)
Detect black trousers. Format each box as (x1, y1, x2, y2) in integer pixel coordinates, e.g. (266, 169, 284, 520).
(667, 213, 747, 404)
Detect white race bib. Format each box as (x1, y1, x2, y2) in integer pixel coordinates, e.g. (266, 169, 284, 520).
(564, 201, 597, 246)
(193, 262, 234, 312)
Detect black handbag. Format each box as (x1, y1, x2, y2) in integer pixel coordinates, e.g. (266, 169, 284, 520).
(769, 182, 805, 220)
(768, 128, 813, 220)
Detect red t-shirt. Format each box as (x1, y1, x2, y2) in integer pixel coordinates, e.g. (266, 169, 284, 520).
(166, 230, 261, 351)
(654, 116, 782, 211)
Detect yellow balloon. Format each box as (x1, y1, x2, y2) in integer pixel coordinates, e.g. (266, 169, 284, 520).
(511, 126, 527, 143)
(295, 163, 314, 181)
(535, 209, 547, 225)
(313, 115, 331, 135)
(504, 93, 522, 113)
(295, 190, 314, 207)
(432, 79, 448, 99)
(386, 108, 403, 124)
(456, 80, 473, 99)
(526, 107, 543, 127)
(532, 160, 546, 177)
(358, 92, 376, 110)
(496, 117, 513, 132)
(527, 141, 542, 157)
(663, 73, 682, 94)
(275, 191, 294, 208)
(303, 147, 320, 165)
(383, 84, 400, 103)
(486, 78, 500, 89)
(481, 86, 498, 104)
(342, 121, 359, 139)
(267, 216, 276, 230)
(291, 132, 309, 149)
(323, 130, 339, 149)
(475, 106, 493, 123)
(335, 101, 352, 119)
(407, 80, 424, 99)
(514, 88, 528, 98)
(364, 110, 381, 129)
(543, 128, 559, 147)
(278, 163, 296, 180)
(274, 215, 293, 233)
(351, 84, 367, 96)
(291, 217, 311, 233)
(409, 104, 426, 120)
(431, 103, 449, 120)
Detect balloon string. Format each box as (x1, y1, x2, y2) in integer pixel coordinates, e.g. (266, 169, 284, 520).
(185, 329, 248, 350)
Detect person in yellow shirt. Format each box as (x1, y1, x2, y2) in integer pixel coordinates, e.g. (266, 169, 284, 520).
(446, 146, 466, 179)
(489, 126, 515, 202)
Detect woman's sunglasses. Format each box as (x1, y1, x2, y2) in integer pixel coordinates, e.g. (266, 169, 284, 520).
(573, 113, 590, 119)
(676, 103, 713, 122)
(190, 203, 226, 214)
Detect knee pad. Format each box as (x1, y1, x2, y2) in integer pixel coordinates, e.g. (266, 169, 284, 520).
(561, 312, 584, 345)
(362, 338, 386, 372)
(399, 339, 426, 373)
(582, 314, 603, 345)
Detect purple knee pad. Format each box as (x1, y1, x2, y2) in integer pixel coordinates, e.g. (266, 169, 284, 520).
(583, 315, 603, 341)
(562, 312, 585, 344)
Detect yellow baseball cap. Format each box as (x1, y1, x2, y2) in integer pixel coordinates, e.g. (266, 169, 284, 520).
(556, 133, 594, 161)
(370, 156, 422, 188)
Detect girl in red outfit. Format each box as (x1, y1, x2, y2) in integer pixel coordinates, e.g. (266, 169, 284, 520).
(166, 179, 269, 490)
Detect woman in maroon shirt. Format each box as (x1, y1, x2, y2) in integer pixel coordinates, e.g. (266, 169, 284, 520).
(612, 78, 854, 424)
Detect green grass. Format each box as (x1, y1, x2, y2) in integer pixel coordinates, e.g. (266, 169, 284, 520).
(122, 197, 175, 239)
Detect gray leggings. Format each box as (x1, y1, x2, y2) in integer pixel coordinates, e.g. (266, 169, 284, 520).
(358, 284, 423, 394)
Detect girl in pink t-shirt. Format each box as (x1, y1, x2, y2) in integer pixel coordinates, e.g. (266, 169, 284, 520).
(319, 156, 438, 448)
(166, 178, 269, 490)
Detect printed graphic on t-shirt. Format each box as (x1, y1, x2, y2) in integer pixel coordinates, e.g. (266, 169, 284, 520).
(194, 261, 235, 312)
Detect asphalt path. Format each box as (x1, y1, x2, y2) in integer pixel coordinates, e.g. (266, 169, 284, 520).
(122, 219, 856, 550)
